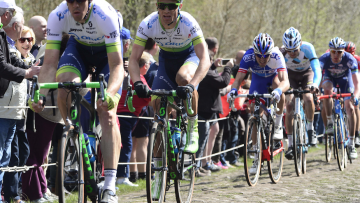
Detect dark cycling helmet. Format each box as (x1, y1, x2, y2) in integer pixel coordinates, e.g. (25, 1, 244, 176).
(329, 37, 346, 49)
(253, 33, 274, 55)
(345, 41, 356, 54)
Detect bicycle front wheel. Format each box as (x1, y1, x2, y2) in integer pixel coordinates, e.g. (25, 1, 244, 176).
(244, 117, 262, 187)
(146, 122, 167, 203)
(335, 117, 345, 171)
(325, 134, 333, 162)
(292, 114, 303, 176)
(57, 126, 84, 203)
(268, 120, 284, 183)
(174, 151, 196, 203)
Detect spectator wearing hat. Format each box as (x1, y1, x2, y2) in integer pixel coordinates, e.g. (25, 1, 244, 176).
(121, 27, 132, 71)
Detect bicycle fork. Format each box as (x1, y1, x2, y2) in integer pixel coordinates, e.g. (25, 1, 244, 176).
(294, 97, 308, 153)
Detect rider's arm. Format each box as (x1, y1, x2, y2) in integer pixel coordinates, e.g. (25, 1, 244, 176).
(107, 51, 124, 97)
(303, 43, 322, 87)
(128, 44, 145, 83)
(38, 48, 60, 97)
(277, 70, 290, 93)
(231, 71, 246, 90)
(352, 73, 360, 97)
(191, 41, 211, 87)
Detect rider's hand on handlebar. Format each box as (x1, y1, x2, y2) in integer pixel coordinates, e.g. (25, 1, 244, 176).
(227, 88, 238, 102)
(271, 88, 282, 103)
(309, 84, 319, 94)
(28, 94, 46, 113)
(353, 97, 359, 106)
(176, 84, 194, 100)
(134, 81, 150, 98)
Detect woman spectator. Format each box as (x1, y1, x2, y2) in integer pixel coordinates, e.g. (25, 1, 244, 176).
(15, 26, 36, 61)
(116, 52, 152, 186)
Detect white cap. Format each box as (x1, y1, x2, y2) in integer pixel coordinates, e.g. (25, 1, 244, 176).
(0, 0, 16, 9)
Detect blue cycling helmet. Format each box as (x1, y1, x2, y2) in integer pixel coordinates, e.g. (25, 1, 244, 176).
(282, 27, 301, 49)
(329, 37, 346, 49)
(253, 33, 274, 55)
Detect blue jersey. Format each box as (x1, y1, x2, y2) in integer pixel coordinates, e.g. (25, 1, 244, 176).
(319, 52, 358, 78)
(238, 47, 286, 77)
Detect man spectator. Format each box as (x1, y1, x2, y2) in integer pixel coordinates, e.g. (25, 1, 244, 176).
(2, 7, 29, 203)
(28, 15, 47, 58)
(144, 38, 159, 88)
(205, 37, 219, 55)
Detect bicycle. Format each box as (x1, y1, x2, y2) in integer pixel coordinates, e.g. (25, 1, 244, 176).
(229, 93, 284, 186)
(31, 74, 106, 203)
(284, 88, 311, 176)
(127, 89, 196, 203)
(317, 90, 352, 171)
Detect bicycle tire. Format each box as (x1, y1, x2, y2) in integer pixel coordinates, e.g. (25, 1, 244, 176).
(268, 119, 284, 183)
(335, 116, 345, 171)
(344, 147, 348, 168)
(325, 134, 333, 162)
(146, 122, 167, 203)
(301, 119, 307, 174)
(292, 114, 302, 176)
(244, 117, 262, 187)
(58, 126, 84, 203)
(174, 151, 196, 203)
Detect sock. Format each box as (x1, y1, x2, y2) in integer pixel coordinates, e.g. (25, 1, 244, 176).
(129, 172, 138, 182)
(327, 116, 333, 124)
(138, 172, 146, 180)
(103, 169, 117, 192)
(306, 120, 314, 131)
(355, 131, 359, 138)
(350, 137, 355, 146)
(275, 114, 282, 127)
(287, 134, 293, 148)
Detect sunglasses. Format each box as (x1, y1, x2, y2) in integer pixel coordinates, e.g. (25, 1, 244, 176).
(255, 53, 270, 59)
(66, 0, 87, 3)
(18, 37, 34, 43)
(157, 3, 180, 10)
(285, 48, 299, 53)
(330, 49, 344, 54)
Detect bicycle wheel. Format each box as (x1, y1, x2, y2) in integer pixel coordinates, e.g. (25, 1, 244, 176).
(335, 116, 345, 171)
(301, 121, 307, 175)
(58, 126, 84, 203)
(146, 122, 167, 203)
(244, 117, 262, 187)
(325, 134, 333, 162)
(292, 114, 302, 176)
(268, 119, 284, 183)
(174, 151, 196, 203)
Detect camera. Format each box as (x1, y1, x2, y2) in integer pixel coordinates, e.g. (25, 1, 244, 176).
(221, 58, 231, 66)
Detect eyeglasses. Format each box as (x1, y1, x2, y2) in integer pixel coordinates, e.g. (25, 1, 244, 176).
(255, 53, 270, 59)
(66, 0, 87, 3)
(157, 3, 180, 10)
(285, 48, 299, 53)
(18, 37, 34, 43)
(330, 49, 344, 54)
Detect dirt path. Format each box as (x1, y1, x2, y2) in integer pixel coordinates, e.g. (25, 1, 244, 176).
(120, 145, 360, 202)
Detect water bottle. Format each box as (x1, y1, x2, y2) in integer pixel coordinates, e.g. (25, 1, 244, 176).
(83, 133, 95, 163)
(171, 127, 181, 154)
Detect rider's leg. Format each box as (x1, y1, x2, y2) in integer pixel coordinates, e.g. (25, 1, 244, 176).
(345, 99, 356, 145)
(272, 76, 285, 139)
(176, 62, 199, 153)
(322, 80, 334, 134)
(355, 106, 360, 147)
(285, 94, 295, 147)
(303, 91, 317, 145)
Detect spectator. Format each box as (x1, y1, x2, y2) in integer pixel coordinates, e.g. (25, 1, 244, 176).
(205, 37, 219, 55)
(121, 27, 132, 71)
(2, 7, 29, 203)
(27, 16, 47, 58)
(116, 52, 152, 186)
(144, 38, 159, 88)
(196, 49, 231, 176)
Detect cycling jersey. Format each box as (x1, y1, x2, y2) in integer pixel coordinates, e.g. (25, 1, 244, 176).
(281, 41, 322, 86)
(353, 54, 360, 70)
(319, 52, 358, 78)
(238, 47, 286, 77)
(46, 0, 122, 53)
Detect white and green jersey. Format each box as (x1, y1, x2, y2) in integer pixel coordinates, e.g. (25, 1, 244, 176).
(46, 0, 123, 53)
(134, 11, 204, 52)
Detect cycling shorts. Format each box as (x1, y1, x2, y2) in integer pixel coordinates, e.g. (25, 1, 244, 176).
(249, 73, 278, 105)
(322, 69, 354, 100)
(152, 47, 199, 93)
(57, 36, 122, 94)
(288, 68, 314, 89)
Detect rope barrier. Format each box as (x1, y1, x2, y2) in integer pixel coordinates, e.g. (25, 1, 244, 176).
(0, 163, 56, 172)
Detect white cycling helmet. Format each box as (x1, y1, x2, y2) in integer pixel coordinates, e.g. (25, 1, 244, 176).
(253, 33, 274, 55)
(329, 37, 346, 49)
(282, 27, 301, 50)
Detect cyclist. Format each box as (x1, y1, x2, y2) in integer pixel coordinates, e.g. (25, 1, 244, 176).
(227, 33, 290, 174)
(344, 41, 360, 148)
(320, 37, 360, 160)
(128, 0, 210, 199)
(29, 0, 124, 202)
(280, 27, 322, 160)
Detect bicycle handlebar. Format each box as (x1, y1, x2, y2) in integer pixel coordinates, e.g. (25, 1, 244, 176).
(31, 74, 107, 103)
(126, 89, 194, 115)
(317, 93, 353, 100)
(229, 93, 274, 112)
